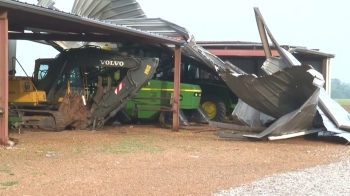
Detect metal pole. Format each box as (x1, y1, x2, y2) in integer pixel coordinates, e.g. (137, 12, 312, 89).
(0, 11, 8, 145)
(172, 45, 181, 132)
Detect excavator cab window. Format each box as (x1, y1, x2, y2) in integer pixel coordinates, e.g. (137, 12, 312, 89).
(69, 67, 82, 88)
(57, 75, 66, 85)
(38, 64, 49, 82)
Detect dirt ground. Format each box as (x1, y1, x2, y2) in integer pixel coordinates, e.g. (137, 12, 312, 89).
(342, 105, 350, 112)
(0, 124, 349, 196)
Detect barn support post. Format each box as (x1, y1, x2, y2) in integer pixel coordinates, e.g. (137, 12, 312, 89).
(0, 11, 9, 145)
(172, 45, 181, 132)
(322, 58, 331, 95)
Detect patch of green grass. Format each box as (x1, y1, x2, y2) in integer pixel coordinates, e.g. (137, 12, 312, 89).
(103, 137, 164, 154)
(0, 181, 18, 187)
(74, 145, 90, 154)
(335, 99, 350, 105)
(47, 147, 54, 151)
(0, 165, 14, 176)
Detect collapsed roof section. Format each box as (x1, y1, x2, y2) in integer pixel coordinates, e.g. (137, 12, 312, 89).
(207, 7, 350, 144)
(104, 18, 190, 41)
(2, 0, 184, 46)
(49, 0, 148, 49)
(72, 0, 146, 20)
(52, 1, 191, 50)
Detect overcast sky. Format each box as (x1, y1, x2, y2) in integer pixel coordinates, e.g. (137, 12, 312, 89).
(16, 0, 350, 83)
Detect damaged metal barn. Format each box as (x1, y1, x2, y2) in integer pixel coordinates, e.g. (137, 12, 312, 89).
(198, 41, 334, 95)
(185, 8, 350, 144)
(1, 0, 349, 146)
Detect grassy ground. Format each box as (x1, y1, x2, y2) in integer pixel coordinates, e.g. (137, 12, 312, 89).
(335, 99, 350, 105)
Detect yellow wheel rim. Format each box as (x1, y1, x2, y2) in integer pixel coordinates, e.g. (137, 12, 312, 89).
(202, 101, 217, 119)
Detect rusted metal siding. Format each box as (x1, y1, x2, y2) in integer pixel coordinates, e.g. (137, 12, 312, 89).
(206, 49, 280, 57)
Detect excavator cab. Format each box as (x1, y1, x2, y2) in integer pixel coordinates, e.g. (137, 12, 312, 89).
(8, 58, 48, 107)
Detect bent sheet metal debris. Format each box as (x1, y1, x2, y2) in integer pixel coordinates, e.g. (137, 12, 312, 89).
(197, 7, 350, 145)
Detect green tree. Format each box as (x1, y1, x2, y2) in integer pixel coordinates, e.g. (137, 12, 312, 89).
(331, 78, 350, 99)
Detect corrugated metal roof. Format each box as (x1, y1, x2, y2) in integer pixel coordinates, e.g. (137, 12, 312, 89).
(1, 0, 184, 45)
(59, 0, 147, 49)
(72, 0, 146, 19)
(36, 0, 55, 8)
(104, 18, 190, 40)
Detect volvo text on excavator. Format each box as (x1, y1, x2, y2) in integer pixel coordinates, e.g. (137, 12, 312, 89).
(8, 46, 159, 131)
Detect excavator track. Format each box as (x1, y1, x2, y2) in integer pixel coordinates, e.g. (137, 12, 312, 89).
(9, 109, 67, 132)
(51, 112, 68, 131)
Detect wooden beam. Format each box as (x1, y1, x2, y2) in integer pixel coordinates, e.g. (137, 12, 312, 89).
(172, 45, 181, 132)
(0, 11, 8, 146)
(255, 11, 272, 58)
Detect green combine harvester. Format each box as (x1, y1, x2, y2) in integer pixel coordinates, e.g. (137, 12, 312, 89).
(117, 44, 238, 123)
(124, 80, 204, 125)
(114, 44, 211, 126)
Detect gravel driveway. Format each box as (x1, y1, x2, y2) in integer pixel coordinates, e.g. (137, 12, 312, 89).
(214, 158, 350, 196)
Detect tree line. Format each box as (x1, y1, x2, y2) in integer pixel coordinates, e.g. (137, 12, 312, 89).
(331, 78, 350, 99)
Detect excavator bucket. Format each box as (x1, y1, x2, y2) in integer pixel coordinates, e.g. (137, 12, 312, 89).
(58, 93, 88, 129)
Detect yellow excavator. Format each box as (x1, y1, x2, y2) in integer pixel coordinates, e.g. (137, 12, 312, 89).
(8, 45, 159, 131)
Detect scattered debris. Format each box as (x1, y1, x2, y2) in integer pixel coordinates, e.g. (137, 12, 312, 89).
(6, 146, 17, 150)
(45, 151, 62, 157)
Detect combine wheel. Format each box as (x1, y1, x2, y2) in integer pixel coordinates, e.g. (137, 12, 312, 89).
(158, 111, 172, 128)
(201, 95, 226, 122)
